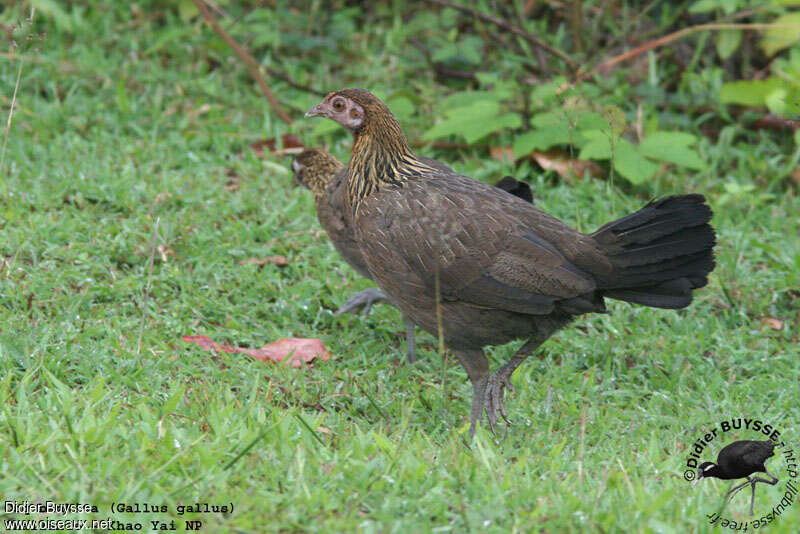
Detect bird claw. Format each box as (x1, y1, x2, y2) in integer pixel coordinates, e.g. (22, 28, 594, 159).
(334, 288, 389, 317)
(483, 371, 515, 433)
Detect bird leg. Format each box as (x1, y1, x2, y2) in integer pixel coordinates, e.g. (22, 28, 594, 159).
(483, 334, 546, 432)
(403, 316, 416, 363)
(723, 470, 779, 516)
(335, 287, 390, 316)
(336, 288, 418, 363)
(759, 468, 780, 485)
(453, 349, 489, 439)
(745, 471, 780, 516)
(723, 477, 753, 506)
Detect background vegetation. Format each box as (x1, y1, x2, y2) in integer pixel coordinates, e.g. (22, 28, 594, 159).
(1, 0, 798, 531)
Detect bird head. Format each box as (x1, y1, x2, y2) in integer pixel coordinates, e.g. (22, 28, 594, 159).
(693, 461, 716, 487)
(291, 148, 344, 196)
(305, 89, 400, 135)
(305, 90, 367, 132)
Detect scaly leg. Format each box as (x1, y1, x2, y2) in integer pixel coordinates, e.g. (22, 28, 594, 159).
(482, 319, 562, 432)
(335, 287, 390, 316)
(453, 349, 489, 439)
(403, 315, 416, 363)
(484, 331, 550, 432)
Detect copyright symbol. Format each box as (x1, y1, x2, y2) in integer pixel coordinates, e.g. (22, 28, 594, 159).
(684, 469, 695, 481)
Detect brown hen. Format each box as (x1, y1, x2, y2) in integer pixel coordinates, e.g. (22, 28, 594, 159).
(306, 89, 716, 437)
(292, 147, 534, 363)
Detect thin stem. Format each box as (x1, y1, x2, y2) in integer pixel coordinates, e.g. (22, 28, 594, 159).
(137, 217, 161, 355)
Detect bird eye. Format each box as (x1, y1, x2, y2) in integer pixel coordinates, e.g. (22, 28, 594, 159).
(333, 99, 345, 111)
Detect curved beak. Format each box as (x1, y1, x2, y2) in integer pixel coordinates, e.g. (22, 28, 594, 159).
(305, 104, 325, 118)
(692, 474, 703, 487)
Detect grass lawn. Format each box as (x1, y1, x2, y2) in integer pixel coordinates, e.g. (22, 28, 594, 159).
(1, 3, 798, 532)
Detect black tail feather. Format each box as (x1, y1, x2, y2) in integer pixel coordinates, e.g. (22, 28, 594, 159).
(592, 195, 716, 309)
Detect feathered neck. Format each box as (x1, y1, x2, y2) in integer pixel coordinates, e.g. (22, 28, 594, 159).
(346, 113, 433, 207)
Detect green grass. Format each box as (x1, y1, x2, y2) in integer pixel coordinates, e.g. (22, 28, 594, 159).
(1, 2, 799, 532)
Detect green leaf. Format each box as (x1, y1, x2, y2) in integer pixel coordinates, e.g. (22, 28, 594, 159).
(720, 0, 740, 15)
(432, 42, 458, 63)
(386, 96, 414, 120)
(439, 91, 501, 112)
(512, 124, 572, 157)
(689, 0, 719, 14)
(719, 79, 785, 107)
(578, 130, 614, 160)
(424, 101, 520, 143)
(530, 111, 564, 128)
(761, 13, 800, 57)
(424, 101, 499, 140)
(530, 110, 608, 132)
(177, 0, 199, 21)
(612, 140, 660, 184)
(765, 88, 788, 115)
(639, 132, 705, 170)
(795, 130, 800, 146)
(576, 112, 611, 133)
(461, 113, 521, 144)
(716, 30, 742, 60)
(530, 77, 567, 104)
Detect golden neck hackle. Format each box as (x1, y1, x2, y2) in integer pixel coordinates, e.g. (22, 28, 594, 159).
(346, 111, 435, 207)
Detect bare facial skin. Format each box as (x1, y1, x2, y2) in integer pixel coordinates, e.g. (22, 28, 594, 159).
(305, 94, 364, 131)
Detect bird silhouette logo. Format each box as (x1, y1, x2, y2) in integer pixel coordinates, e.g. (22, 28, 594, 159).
(693, 439, 779, 516)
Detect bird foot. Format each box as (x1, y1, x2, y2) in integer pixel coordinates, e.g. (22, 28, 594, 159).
(483, 370, 515, 433)
(334, 288, 389, 316)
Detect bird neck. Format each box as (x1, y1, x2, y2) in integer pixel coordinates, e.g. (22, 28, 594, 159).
(346, 115, 432, 206)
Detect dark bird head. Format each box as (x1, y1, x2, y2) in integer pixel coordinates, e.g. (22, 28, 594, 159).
(291, 148, 344, 198)
(693, 461, 718, 486)
(494, 176, 534, 204)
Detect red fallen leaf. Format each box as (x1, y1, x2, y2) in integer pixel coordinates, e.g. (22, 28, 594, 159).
(761, 318, 784, 330)
(249, 134, 305, 157)
(237, 255, 289, 267)
(182, 335, 331, 368)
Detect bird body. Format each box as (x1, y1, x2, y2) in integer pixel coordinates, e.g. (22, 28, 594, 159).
(695, 440, 778, 515)
(292, 147, 536, 362)
(700, 440, 777, 480)
(306, 89, 716, 436)
(292, 149, 371, 278)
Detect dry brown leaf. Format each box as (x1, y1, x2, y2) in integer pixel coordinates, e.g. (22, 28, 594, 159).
(157, 244, 175, 262)
(761, 317, 784, 330)
(183, 335, 331, 368)
(530, 149, 604, 180)
(249, 134, 305, 157)
(490, 146, 514, 162)
(237, 255, 289, 267)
